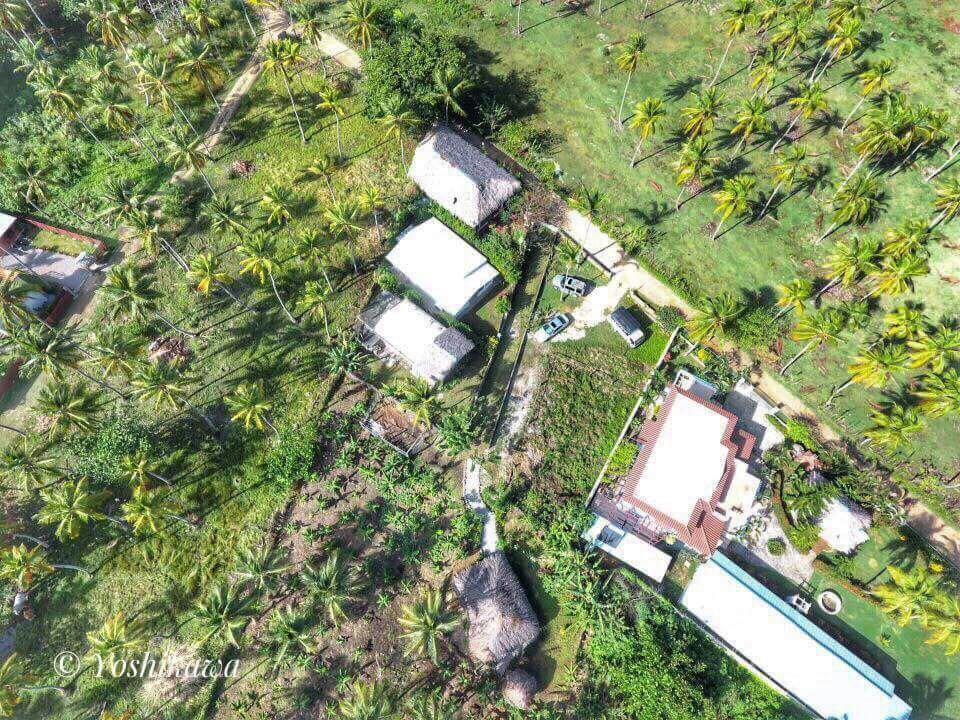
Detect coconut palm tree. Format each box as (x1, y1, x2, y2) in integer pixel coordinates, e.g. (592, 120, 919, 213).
(819, 235, 880, 297)
(233, 544, 289, 594)
(226, 383, 275, 432)
(259, 182, 296, 227)
(930, 177, 960, 229)
(264, 37, 306, 144)
(818, 172, 883, 243)
(616, 34, 647, 124)
(87, 326, 143, 379)
(121, 485, 193, 533)
(119, 450, 170, 491)
(392, 378, 441, 428)
(907, 323, 960, 373)
(730, 96, 770, 154)
(36, 477, 107, 541)
(304, 550, 361, 625)
(681, 87, 724, 139)
(775, 278, 812, 318)
(884, 303, 926, 341)
(780, 307, 846, 374)
(770, 81, 826, 153)
(926, 138, 960, 182)
(165, 126, 215, 195)
(298, 281, 332, 340)
(0, 437, 60, 493)
(89, 82, 159, 164)
(925, 594, 960, 655)
(769, 7, 812, 57)
(0, 273, 36, 329)
(827, 342, 909, 405)
(237, 232, 297, 324)
(882, 217, 940, 259)
(686, 293, 744, 344)
(101, 263, 197, 336)
(0, 544, 53, 588)
(628, 96, 666, 166)
(783, 476, 835, 524)
(324, 197, 364, 273)
(872, 564, 939, 626)
(398, 587, 458, 664)
(0, 0, 28, 45)
(915, 369, 960, 418)
(34, 382, 100, 435)
(203, 194, 248, 236)
(131, 362, 215, 432)
(344, 0, 379, 50)
(31, 69, 115, 159)
(748, 46, 785, 99)
(358, 184, 385, 241)
(0, 653, 68, 718)
(183, 0, 221, 39)
(673, 136, 716, 207)
(132, 50, 198, 134)
(868, 253, 929, 297)
(99, 177, 146, 225)
(841, 93, 914, 190)
(710, 0, 753, 86)
(865, 404, 925, 451)
(760, 144, 811, 218)
(86, 613, 144, 666)
(811, 16, 862, 82)
(337, 680, 396, 720)
(317, 83, 348, 157)
(82, 0, 146, 50)
(711, 173, 755, 240)
(176, 35, 224, 111)
(378, 96, 416, 165)
(432, 66, 473, 123)
(301, 154, 340, 198)
(188, 252, 234, 297)
(194, 582, 258, 647)
(842, 59, 894, 132)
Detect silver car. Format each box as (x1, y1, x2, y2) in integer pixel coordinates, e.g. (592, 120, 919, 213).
(533, 312, 572, 342)
(552, 274, 590, 296)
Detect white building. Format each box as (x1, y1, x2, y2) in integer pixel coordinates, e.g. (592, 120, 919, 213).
(386, 217, 501, 317)
(408, 124, 521, 228)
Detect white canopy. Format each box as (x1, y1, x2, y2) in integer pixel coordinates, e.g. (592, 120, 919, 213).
(0, 213, 18, 238)
(583, 515, 672, 583)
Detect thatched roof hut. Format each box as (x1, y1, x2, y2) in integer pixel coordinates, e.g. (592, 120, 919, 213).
(502, 669, 538, 709)
(452, 551, 540, 675)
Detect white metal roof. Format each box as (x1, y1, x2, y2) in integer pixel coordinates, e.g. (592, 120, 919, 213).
(0, 213, 18, 238)
(681, 553, 911, 720)
(583, 515, 672, 583)
(640, 392, 731, 522)
(386, 218, 501, 317)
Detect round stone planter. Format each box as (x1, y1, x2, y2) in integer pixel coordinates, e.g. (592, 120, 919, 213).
(817, 589, 843, 615)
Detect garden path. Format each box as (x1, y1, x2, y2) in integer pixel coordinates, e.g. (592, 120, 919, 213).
(463, 459, 499, 554)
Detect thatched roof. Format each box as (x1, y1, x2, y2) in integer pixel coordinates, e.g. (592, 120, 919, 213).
(408, 124, 521, 228)
(452, 551, 540, 675)
(502, 669, 538, 709)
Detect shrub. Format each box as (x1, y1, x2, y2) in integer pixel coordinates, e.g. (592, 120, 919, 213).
(375, 267, 401, 294)
(766, 538, 787, 556)
(606, 441, 639, 478)
(656, 305, 686, 331)
(494, 294, 512, 315)
(733, 307, 781, 350)
(477, 228, 523, 283)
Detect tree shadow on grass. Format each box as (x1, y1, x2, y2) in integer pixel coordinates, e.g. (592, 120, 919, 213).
(663, 75, 702, 102)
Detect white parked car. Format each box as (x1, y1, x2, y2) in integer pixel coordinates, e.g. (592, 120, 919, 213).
(533, 313, 572, 342)
(552, 274, 590, 297)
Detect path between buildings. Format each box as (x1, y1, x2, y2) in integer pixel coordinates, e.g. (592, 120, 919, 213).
(463, 459, 499, 554)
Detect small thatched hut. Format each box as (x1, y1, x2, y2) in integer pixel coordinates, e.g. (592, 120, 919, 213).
(502, 669, 538, 709)
(452, 551, 540, 675)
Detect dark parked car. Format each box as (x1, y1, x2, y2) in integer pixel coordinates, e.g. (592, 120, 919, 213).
(609, 307, 646, 347)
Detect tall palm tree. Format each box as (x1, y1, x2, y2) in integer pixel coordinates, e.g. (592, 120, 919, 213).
(868, 253, 928, 297)
(298, 281, 332, 340)
(337, 680, 396, 720)
(841, 93, 913, 189)
(915, 369, 960, 418)
(930, 177, 960, 229)
(774, 278, 812, 318)
(872, 564, 939, 626)
(36, 477, 107, 541)
(302, 155, 340, 198)
(89, 82, 159, 164)
(131, 49, 198, 134)
(82, 0, 146, 50)
(673, 136, 716, 207)
(87, 326, 143, 379)
(194, 582, 258, 647)
(884, 303, 926, 341)
(780, 307, 846, 374)
(378, 96, 416, 165)
(686, 293, 744, 344)
(263, 37, 306, 144)
(710, 173, 755, 240)
(324, 197, 364, 273)
(926, 593, 960, 655)
(628, 96, 666, 166)
(811, 16, 862, 82)
(183, 0, 221, 39)
(616, 34, 647, 124)
(392, 379, 441, 428)
(121, 485, 193, 533)
(203, 194, 248, 236)
(0, 273, 35, 329)
(432, 66, 472, 123)
(226, 382, 275, 432)
(165, 126, 215, 195)
(398, 587, 458, 664)
(131, 362, 215, 432)
(842, 59, 894, 132)
(31, 69, 115, 159)
(34, 382, 100, 435)
(101, 263, 196, 336)
(761, 144, 811, 217)
(865, 404, 925, 451)
(827, 342, 909, 405)
(305, 550, 361, 625)
(0, 437, 60, 493)
(176, 35, 224, 111)
(0, 0, 29, 46)
(259, 183, 296, 227)
(344, 0, 379, 50)
(770, 81, 826, 152)
(818, 172, 883, 242)
(237, 232, 297, 324)
(906, 324, 960, 373)
(769, 7, 812, 57)
(681, 87, 724, 139)
(710, 0, 753, 86)
(730, 96, 770, 154)
(317, 83, 349, 157)
(188, 252, 233, 296)
(265, 606, 315, 668)
(882, 217, 939, 259)
(119, 450, 170, 491)
(99, 177, 146, 225)
(819, 235, 880, 297)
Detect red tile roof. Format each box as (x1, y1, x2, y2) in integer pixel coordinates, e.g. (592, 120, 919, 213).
(620, 385, 756, 557)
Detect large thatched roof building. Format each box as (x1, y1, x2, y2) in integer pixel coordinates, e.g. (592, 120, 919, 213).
(408, 124, 521, 228)
(452, 551, 540, 675)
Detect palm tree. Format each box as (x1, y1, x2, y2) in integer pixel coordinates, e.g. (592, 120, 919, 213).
(628, 96, 666, 166)
(337, 680, 396, 720)
(818, 172, 883, 243)
(872, 564, 939, 626)
(302, 154, 340, 197)
(296, 4, 328, 75)
(868, 254, 928, 297)
(783, 477, 835, 524)
(761, 145, 811, 217)
(119, 450, 170, 491)
(865, 404, 925, 451)
(770, 81, 827, 153)
(748, 46, 784, 99)
(926, 593, 960, 655)
(264, 37, 306, 144)
(769, 7, 812, 56)
(673, 136, 716, 207)
(344, 0, 379, 50)
(378, 96, 416, 165)
(188, 252, 233, 296)
(0, 544, 53, 588)
(165, 126, 215, 195)
(811, 16, 862, 82)
(183, 0, 221, 38)
(616, 34, 647, 124)
(842, 59, 894, 132)
(827, 342, 909, 405)
(0, 437, 60, 493)
(398, 587, 458, 664)
(194, 582, 258, 647)
(775, 278, 812, 318)
(34, 382, 100, 435)
(0, 273, 36, 329)
(132, 50, 198, 134)
(730, 96, 770, 154)
(882, 217, 939, 258)
(0, 0, 28, 45)
(570, 184, 607, 255)
(101, 263, 196, 336)
(317, 83, 349, 157)
(298, 281, 332, 340)
(87, 326, 142, 378)
(432, 66, 472, 123)
(226, 383, 275, 432)
(100, 177, 146, 225)
(907, 324, 960, 373)
(406, 692, 454, 720)
(392, 378, 441, 427)
(686, 293, 744, 344)
(305, 550, 361, 625)
(780, 308, 846, 374)
(32, 69, 115, 159)
(324, 197, 364, 273)
(176, 35, 224, 111)
(131, 362, 215, 432)
(86, 613, 144, 666)
(36, 477, 107, 541)
(203, 194, 248, 236)
(121, 485, 193, 533)
(259, 182, 296, 227)
(710, 173, 755, 240)
(295, 229, 337, 290)
(930, 177, 960, 229)
(681, 87, 724, 139)
(82, 0, 146, 50)
(710, 0, 753, 86)
(436, 407, 477, 456)
(358, 184, 385, 241)
(915, 369, 960, 418)
(884, 303, 926, 341)
(237, 232, 298, 324)
(841, 93, 913, 189)
(89, 82, 159, 164)
(819, 235, 880, 298)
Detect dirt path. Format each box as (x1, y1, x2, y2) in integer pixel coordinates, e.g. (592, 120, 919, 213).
(463, 459, 499, 554)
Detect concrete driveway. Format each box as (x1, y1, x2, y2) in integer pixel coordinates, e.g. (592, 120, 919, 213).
(1, 247, 91, 294)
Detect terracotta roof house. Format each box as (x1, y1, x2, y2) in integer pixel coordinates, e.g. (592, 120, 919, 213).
(585, 372, 764, 579)
(408, 124, 521, 228)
